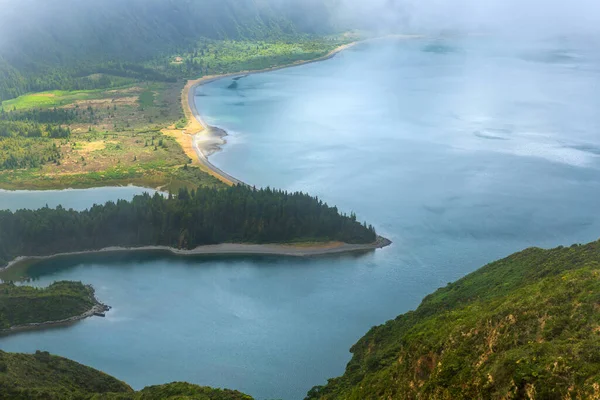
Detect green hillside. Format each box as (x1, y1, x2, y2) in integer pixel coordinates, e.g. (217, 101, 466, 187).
(306, 239, 600, 399)
(0, 0, 337, 102)
(0, 281, 98, 329)
(0, 350, 252, 399)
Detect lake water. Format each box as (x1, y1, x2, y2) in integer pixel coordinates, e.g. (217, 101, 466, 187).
(2, 36, 600, 400)
(0, 186, 156, 211)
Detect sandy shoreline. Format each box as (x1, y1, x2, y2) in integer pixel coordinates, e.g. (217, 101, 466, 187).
(178, 41, 360, 186)
(180, 35, 424, 186)
(1, 236, 392, 274)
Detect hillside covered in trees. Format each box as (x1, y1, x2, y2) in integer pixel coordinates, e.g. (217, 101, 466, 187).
(306, 239, 600, 399)
(0, 350, 253, 399)
(0, 281, 98, 330)
(0, 0, 338, 102)
(0, 186, 377, 266)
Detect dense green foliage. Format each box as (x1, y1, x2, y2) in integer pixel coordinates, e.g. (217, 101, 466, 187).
(0, 350, 132, 399)
(0, 186, 376, 266)
(0, 350, 252, 399)
(307, 239, 600, 399)
(0, 120, 65, 170)
(0, 0, 338, 102)
(134, 382, 253, 400)
(0, 281, 95, 329)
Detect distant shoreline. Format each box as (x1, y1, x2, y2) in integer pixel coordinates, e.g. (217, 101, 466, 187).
(1, 236, 392, 274)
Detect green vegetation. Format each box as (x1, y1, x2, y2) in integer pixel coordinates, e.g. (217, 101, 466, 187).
(306, 239, 600, 399)
(0, 185, 377, 266)
(0, 350, 252, 399)
(0, 35, 353, 190)
(2, 89, 111, 111)
(162, 38, 346, 77)
(0, 0, 359, 191)
(0, 0, 338, 101)
(135, 383, 253, 400)
(0, 281, 96, 329)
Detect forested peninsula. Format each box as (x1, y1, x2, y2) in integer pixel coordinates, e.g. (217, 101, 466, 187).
(0, 186, 379, 268)
(0, 281, 106, 332)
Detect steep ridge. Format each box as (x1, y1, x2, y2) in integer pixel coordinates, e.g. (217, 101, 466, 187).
(306, 239, 600, 399)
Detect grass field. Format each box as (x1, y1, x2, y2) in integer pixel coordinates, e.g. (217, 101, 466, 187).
(2, 89, 108, 110)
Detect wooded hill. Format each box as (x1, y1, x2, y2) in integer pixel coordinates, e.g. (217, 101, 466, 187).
(0, 350, 253, 399)
(0, 0, 336, 102)
(0, 185, 377, 266)
(306, 239, 600, 399)
(0, 281, 96, 329)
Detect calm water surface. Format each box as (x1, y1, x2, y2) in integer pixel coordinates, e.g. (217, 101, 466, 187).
(0, 186, 155, 211)
(2, 37, 600, 400)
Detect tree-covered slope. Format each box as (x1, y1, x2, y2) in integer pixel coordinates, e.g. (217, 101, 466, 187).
(307, 240, 600, 399)
(0, 350, 133, 399)
(0, 0, 337, 100)
(0, 281, 97, 329)
(0, 350, 253, 399)
(0, 0, 330, 66)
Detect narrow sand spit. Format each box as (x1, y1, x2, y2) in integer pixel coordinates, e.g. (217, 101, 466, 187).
(1, 236, 393, 274)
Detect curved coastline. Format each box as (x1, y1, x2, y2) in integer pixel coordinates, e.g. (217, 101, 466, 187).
(183, 35, 424, 186)
(182, 41, 361, 186)
(1, 236, 392, 275)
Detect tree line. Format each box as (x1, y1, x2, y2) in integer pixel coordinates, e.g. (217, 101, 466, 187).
(0, 120, 70, 138)
(0, 186, 377, 266)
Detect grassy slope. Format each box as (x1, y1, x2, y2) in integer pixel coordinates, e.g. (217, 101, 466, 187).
(0, 351, 252, 400)
(307, 240, 600, 399)
(0, 281, 96, 328)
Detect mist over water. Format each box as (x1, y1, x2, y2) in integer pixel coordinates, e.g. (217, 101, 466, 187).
(2, 36, 600, 400)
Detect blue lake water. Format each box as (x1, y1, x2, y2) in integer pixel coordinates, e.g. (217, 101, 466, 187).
(2, 36, 600, 400)
(0, 186, 155, 211)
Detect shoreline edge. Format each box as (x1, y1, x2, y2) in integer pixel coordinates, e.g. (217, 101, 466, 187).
(1, 236, 393, 275)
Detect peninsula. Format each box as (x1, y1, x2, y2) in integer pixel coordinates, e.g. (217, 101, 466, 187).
(0, 281, 108, 334)
(0, 185, 389, 272)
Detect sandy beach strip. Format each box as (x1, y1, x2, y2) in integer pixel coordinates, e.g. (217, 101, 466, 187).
(172, 41, 361, 186)
(1, 237, 392, 273)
